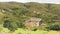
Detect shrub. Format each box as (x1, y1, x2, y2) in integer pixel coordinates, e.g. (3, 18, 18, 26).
(46, 23, 60, 31)
(3, 20, 18, 31)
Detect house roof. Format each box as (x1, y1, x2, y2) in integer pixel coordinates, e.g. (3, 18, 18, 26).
(25, 18, 42, 23)
(30, 18, 41, 21)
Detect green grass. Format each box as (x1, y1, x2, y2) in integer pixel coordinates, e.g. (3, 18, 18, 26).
(0, 28, 60, 34)
(13, 28, 60, 34)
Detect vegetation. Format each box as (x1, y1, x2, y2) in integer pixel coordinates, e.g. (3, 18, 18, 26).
(46, 23, 60, 31)
(0, 2, 60, 34)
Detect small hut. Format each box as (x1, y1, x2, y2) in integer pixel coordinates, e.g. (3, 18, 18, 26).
(24, 18, 42, 30)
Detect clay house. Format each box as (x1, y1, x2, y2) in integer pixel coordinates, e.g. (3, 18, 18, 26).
(24, 18, 43, 30)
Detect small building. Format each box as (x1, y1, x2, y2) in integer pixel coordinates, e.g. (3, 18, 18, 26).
(24, 18, 42, 30)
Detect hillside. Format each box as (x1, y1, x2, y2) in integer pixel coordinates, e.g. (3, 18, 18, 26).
(0, 2, 60, 31)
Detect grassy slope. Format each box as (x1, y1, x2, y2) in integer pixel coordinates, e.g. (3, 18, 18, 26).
(0, 28, 60, 34)
(0, 2, 60, 34)
(13, 28, 59, 34)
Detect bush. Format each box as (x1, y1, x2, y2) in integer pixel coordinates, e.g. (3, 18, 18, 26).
(3, 20, 18, 31)
(46, 23, 60, 31)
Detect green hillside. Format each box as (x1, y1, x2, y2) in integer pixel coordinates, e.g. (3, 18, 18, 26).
(0, 2, 60, 32)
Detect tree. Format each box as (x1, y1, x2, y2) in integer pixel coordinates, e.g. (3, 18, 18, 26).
(3, 20, 18, 31)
